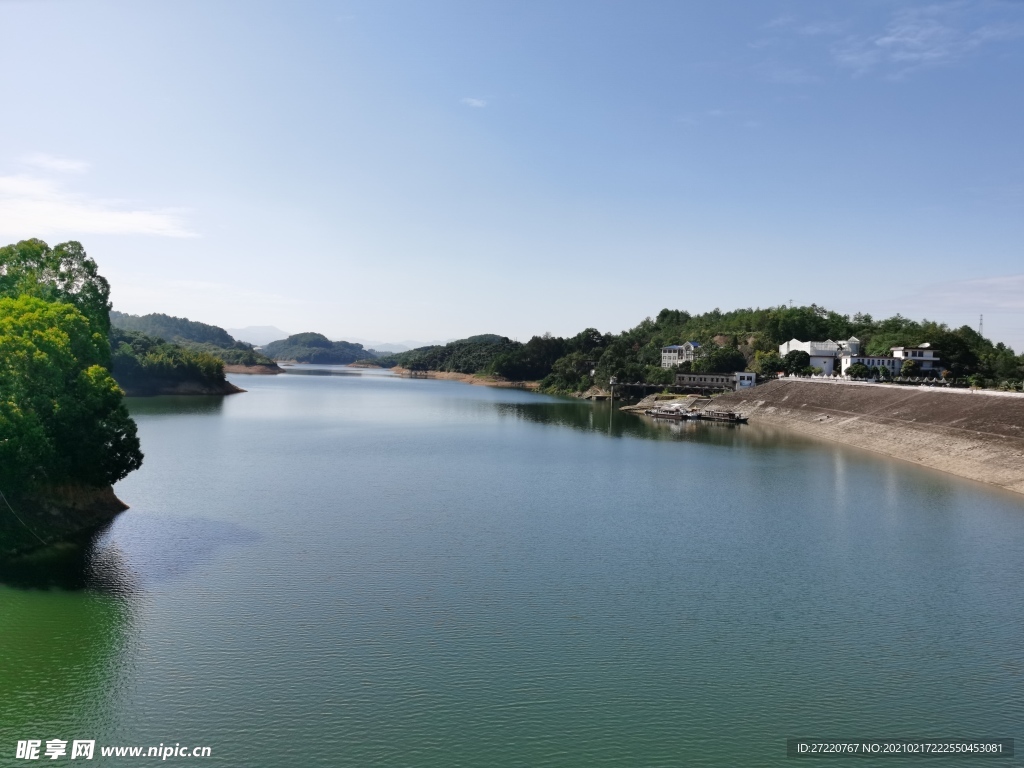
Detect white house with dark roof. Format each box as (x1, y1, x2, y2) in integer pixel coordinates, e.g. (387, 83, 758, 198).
(661, 341, 701, 369)
(777, 337, 861, 376)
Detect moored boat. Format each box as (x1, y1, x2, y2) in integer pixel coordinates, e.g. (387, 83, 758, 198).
(692, 409, 748, 424)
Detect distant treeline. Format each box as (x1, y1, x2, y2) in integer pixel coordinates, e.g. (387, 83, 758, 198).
(374, 334, 522, 373)
(262, 332, 376, 364)
(109, 328, 228, 393)
(369, 306, 1024, 392)
(110, 311, 277, 367)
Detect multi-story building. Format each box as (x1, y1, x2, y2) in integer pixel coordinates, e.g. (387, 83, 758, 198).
(674, 371, 757, 391)
(891, 344, 942, 372)
(839, 343, 941, 376)
(838, 354, 901, 376)
(661, 341, 701, 369)
(778, 337, 861, 375)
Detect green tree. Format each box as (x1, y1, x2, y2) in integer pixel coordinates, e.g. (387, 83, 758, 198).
(900, 359, 920, 377)
(0, 239, 113, 338)
(751, 351, 784, 374)
(692, 346, 747, 374)
(781, 350, 811, 374)
(846, 363, 871, 378)
(0, 296, 142, 493)
(644, 365, 675, 385)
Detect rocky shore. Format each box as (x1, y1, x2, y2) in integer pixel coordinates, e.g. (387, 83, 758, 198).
(120, 379, 246, 396)
(223, 363, 284, 375)
(391, 368, 541, 390)
(1, 485, 129, 557)
(711, 379, 1024, 495)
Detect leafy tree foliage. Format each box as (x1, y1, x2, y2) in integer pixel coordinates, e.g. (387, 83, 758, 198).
(781, 350, 811, 374)
(0, 239, 113, 338)
(846, 362, 872, 378)
(0, 296, 142, 493)
(110, 328, 228, 392)
(692, 346, 747, 374)
(751, 351, 784, 375)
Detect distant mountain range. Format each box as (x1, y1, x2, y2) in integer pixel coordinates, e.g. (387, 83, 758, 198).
(226, 326, 291, 346)
(346, 337, 455, 353)
(226, 327, 453, 353)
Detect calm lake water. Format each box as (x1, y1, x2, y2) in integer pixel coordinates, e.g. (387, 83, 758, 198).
(2, 368, 1023, 766)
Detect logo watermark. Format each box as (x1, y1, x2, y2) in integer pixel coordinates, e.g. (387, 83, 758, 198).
(15, 739, 211, 760)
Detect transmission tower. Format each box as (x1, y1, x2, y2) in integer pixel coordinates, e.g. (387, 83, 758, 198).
(979, 314, 983, 337)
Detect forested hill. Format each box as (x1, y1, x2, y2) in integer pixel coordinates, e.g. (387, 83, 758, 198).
(261, 333, 375, 364)
(111, 310, 236, 346)
(371, 306, 1024, 393)
(110, 311, 277, 367)
(374, 335, 521, 373)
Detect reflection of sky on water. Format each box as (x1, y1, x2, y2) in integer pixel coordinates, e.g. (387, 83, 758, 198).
(4, 374, 1022, 767)
(124, 394, 227, 418)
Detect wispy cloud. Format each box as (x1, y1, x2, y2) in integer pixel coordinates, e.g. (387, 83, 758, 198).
(0, 174, 196, 239)
(832, 3, 1024, 77)
(460, 97, 487, 108)
(21, 152, 91, 173)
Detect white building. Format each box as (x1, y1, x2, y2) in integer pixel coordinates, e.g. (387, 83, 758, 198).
(675, 371, 756, 391)
(778, 337, 861, 376)
(661, 341, 701, 369)
(839, 354, 900, 376)
(839, 343, 941, 377)
(891, 344, 941, 373)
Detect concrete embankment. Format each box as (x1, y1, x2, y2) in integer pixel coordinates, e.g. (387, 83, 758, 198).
(713, 379, 1024, 495)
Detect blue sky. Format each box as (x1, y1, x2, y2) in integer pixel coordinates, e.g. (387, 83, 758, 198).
(1, 0, 1022, 348)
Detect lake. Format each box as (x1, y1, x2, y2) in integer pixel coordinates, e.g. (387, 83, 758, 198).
(2, 367, 1022, 766)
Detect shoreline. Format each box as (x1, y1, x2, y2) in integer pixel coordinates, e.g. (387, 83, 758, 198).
(120, 379, 246, 396)
(1, 485, 128, 557)
(712, 379, 1024, 496)
(390, 367, 541, 390)
(223, 363, 284, 375)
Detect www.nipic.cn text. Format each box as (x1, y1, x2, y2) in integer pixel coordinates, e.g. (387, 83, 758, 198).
(15, 740, 212, 760)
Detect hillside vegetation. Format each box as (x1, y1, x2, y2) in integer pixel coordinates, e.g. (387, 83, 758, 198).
(374, 334, 520, 373)
(373, 306, 1024, 393)
(110, 311, 277, 367)
(262, 333, 375, 364)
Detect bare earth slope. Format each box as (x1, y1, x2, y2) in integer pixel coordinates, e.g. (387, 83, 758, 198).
(714, 380, 1024, 495)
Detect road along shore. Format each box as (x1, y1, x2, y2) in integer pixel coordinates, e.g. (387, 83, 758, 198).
(712, 379, 1024, 495)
